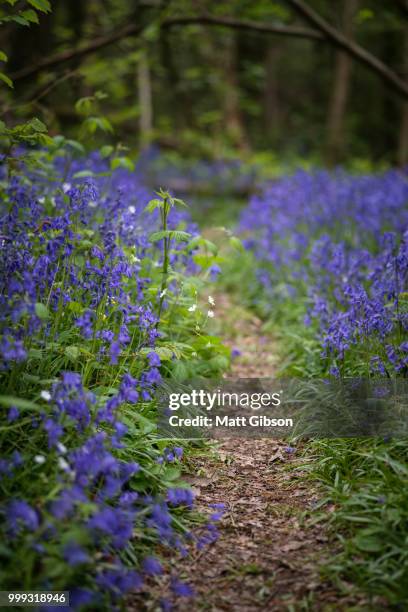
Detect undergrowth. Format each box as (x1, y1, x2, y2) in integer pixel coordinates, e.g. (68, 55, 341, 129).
(0, 140, 230, 610)
(226, 170, 408, 607)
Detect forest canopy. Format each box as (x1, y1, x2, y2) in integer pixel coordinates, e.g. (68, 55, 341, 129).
(1, 0, 407, 166)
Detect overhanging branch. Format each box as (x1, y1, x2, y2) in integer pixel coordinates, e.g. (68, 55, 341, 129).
(286, 0, 408, 98)
(162, 15, 323, 40)
(11, 22, 145, 82)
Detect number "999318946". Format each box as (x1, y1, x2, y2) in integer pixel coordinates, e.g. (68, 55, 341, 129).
(0, 592, 69, 607)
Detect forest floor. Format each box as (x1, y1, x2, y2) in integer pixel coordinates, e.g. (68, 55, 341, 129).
(131, 293, 378, 611)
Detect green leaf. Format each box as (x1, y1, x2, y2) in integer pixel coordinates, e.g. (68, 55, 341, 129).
(65, 346, 80, 362)
(111, 156, 135, 172)
(21, 9, 39, 23)
(144, 198, 163, 213)
(163, 467, 181, 482)
(73, 170, 96, 179)
(172, 361, 189, 381)
(12, 15, 30, 26)
(27, 0, 51, 12)
(172, 197, 188, 208)
(354, 531, 384, 553)
(209, 355, 230, 372)
(187, 236, 218, 254)
(29, 117, 47, 132)
(65, 139, 85, 154)
(67, 301, 83, 314)
(153, 346, 174, 361)
(0, 72, 13, 88)
(133, 413, 156, 434)
(150, 230, 191, 243)
(76, 239, 94, 251)
(82, 116, 113, 134)
(230, 236, 245, 252)
(35, 302, 49, 320)
(0, 395, 41, 412)
(36, 133, 53, 146)
(139, 346, 173, 361)
(0, 51, 8, 62)
(193, 253, 215, 269)
(100, 145, 114, 158)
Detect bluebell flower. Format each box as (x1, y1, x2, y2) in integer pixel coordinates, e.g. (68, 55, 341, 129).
(170, 578, 194, 597)
(142, 556, 163, 576)
(63, 542, 90, 566)
(7, 406, 19, 422)
(167, 488, 194, 508)
(6, 500, 40, 535)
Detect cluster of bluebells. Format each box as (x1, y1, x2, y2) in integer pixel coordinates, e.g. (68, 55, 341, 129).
(0, 150, 218, 610)
(137, 145, 258, 198)
(1, 371, 202, 608)
(240, 169, 408, 375)
(0, 150, 198, 371)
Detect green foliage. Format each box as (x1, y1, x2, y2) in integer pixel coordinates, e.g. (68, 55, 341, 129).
(306, 438, 408, 604)
(0, 0, 51, 91)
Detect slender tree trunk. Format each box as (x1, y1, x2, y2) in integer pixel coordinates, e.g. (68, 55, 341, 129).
(398, 22, 408, 166)
(264, 42, 282, 143)
(137, 49, 153, 146)
(325, 0, 359, 165)
(222, 33, 250, 154)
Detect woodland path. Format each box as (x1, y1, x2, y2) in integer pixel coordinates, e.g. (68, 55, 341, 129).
(133, 294, 373, 611)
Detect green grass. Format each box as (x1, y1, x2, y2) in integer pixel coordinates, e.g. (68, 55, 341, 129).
(306, 438, 408, 606)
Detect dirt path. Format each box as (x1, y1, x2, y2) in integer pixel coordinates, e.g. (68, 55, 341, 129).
(167, 295, 360, 611)
(131, 294, 372, 611)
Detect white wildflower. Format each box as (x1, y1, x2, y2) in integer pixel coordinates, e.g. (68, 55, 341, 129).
(62, 182, 71, 193)
(34, 455, 46, 465)
(38, 196, 45, 204)
(128, 205, 136, 214)
(208, 295, 215, 306)
(159, 288, 167, 298)
(40, 390, 51, 401)
(188, 304, 197, 312)
(56, 442, 67, 454)
(207, 310, 215, 318)
(88, 200, 97, 208)
(58, 457, 70, 471)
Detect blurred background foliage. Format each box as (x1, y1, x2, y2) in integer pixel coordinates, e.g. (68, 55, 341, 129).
(0, 0, 407, 170)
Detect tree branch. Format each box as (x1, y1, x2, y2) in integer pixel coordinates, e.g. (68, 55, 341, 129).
(162, 15, 324, 41)
(11, 14, 323, 83)
(11, 22, 145, 82)
(286, 0, 408, 99)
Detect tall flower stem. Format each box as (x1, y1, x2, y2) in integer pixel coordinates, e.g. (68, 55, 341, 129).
(157, 196, 170, 325)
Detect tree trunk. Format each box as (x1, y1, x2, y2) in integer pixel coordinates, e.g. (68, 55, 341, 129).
(326, 0, 359, 165)
(222, 33, 250, 154)
(137, 49, 153, 147)
(398, 21, 408, 166)
(264, 42, 282, 143)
